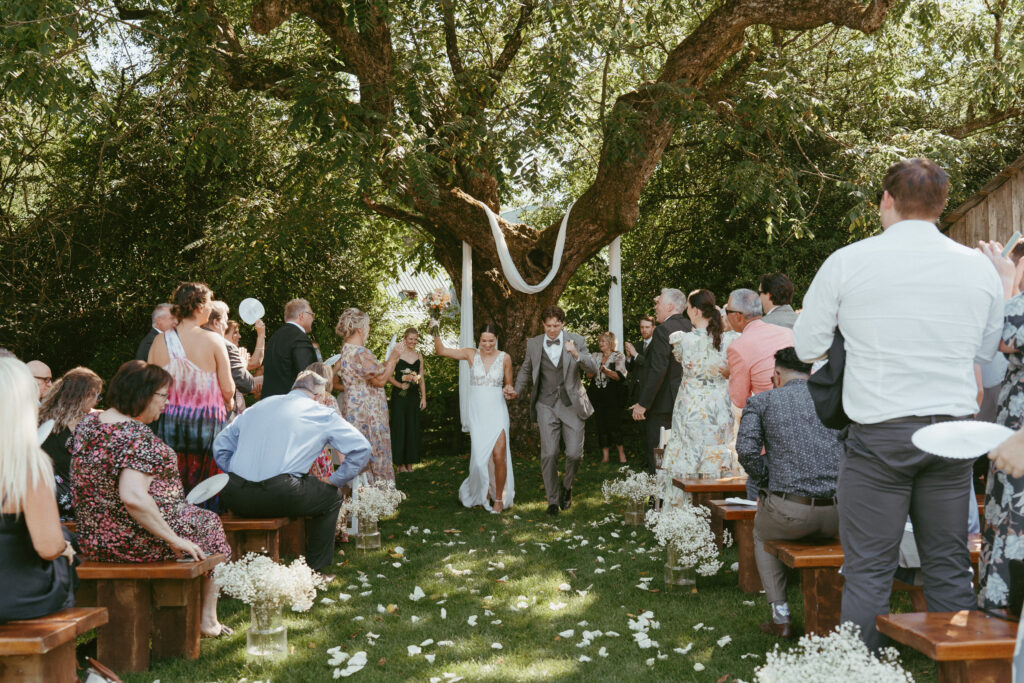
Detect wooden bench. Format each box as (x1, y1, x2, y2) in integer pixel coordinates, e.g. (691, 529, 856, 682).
(75, 554, 225, 672)
(877, 610, 1017, 683)
(220, 514, 288, 562)
(280, 517, 309, 558)
(672, 477, 748, 545)
(764, 536, 981, 635)
(0, 607, 108, 682)
(708, 500, 761, 593)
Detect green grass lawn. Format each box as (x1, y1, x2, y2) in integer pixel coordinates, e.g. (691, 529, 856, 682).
(122, 451, 941, 682)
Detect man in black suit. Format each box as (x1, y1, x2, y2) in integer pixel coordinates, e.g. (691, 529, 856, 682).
(135, 303, 175, 361)
(262, 298, 318, 398)
(624, 315, 656, 405)
(630, 289, 693, 474)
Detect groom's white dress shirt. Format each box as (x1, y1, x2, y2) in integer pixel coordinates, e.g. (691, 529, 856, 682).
(544, 331, 564, 366)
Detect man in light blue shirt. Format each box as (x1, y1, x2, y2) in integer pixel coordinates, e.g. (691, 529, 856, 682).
(214, 370, 371, 569)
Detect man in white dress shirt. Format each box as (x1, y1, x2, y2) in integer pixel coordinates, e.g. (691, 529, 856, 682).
(794, 158, 1004, 650)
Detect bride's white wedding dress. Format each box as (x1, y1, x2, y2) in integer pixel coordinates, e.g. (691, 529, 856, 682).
(459, 351, 515, 510)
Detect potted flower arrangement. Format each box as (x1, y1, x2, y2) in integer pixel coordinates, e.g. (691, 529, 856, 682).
(601, 466, 659, 524)
(213, 553, 327, 660)
(340, 480, 406, 550)
(755, 623, 912, 681)
(644, 503, 730, 588)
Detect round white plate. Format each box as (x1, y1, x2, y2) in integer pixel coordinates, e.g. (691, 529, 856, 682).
(37, 419, 55, 445)
(185, 473, 230, 505)
(238, 298, 265, 325)
(324, 353, 341, 367)
(911, 420, 1015, 459)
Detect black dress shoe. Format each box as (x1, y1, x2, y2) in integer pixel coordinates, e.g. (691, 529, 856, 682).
(759, 620, 794, 639)
(546, 504, 559, 516)
(559, 485, 572, 510)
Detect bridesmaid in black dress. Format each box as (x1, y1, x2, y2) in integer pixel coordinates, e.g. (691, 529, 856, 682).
(389, 328, 427, 473)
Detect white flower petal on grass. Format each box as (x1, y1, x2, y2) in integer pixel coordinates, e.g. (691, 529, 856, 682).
(321, 597, 336, 604)
(421, 638, 434, 647)
(411, 616, 420, 623)
(657, 652, 668, 661)
(491, 619, 502, 625)
(645, 658, 655, 666)
(424, 654, 436, 663)
(742, 600, 755, 606)
(692, 623, 704, 631)
(557, 582, 571, 592)
(467, 615, 478, 626)
(441, 608, 447, 620)
(578, 620, 589, 627)
(393, 546, 404, 555)
(559, 630, 575, 638)
(376, 604, 386, 614)
(730, 562, 739, 572)
(717, 635, 732, 647)
(407, 645, 422, 656)
(338, 593, 352, 601)
(392, 562, 402, 568)
(604, 631, 620, 637)
(549, 601, 567, 611)
(437, 640, 455, 647)
(674, 643, 694, 655)
(598, 646, 608, 658)
(594, 568, 606, 574)
(579, 655, 592, 663)
(693, 663, 705, 671)
(491, 642, 503, 650)
(352, 616, 364, 621)
(360, 591, 372, 596)
(409, 586, 426, 602)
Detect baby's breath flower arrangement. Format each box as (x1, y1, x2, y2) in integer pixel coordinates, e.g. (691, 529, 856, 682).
(645, 504, 729, 578)
(602, 466, 659, 525)
(755, 622, 912, 682)
(340, 480, 406, 523)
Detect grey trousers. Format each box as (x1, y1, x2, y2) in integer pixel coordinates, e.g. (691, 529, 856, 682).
(839, 421, 975, 652)
(537, 401, 585, 505)
(753, 493, 839, 604)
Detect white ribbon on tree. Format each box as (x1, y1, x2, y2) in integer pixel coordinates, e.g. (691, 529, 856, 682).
(480, 201, 574, 294)
(608, 236, 624, 346)
(458, 241, 474, 432)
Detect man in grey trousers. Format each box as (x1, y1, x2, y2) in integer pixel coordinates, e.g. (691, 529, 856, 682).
(794, 158, 1004, 651)
(513, 305, 599, 516)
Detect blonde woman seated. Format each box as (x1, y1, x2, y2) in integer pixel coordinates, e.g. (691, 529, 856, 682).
(431, 320, 515, 513)
(0, 357, 78, 621)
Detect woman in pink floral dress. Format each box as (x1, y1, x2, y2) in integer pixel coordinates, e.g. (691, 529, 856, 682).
(334, 309, 401, 483)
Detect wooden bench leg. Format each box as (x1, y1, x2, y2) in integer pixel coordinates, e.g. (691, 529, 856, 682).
(95, 579, 151, 672)
(280, 518, 306, 557)
(152, 579, 203, 661)
(937, 659, 1011, 683)
(735, 519, 763, 593)
(800, 567, 843, 635)
(239, 531, 281, 562)
(0, 641, 77, 683)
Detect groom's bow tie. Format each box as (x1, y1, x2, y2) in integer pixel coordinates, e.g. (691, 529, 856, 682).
(546, 338, 560, 347)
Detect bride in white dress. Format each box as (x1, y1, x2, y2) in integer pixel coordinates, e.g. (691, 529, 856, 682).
(431, 320, 515, 513)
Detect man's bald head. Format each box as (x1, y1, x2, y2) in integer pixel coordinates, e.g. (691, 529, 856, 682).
(26, 360, 52, 399)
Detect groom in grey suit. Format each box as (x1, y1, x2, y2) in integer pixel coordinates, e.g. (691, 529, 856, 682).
(513, 305, 599, 516)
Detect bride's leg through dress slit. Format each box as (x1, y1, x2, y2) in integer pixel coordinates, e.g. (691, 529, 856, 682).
(489, 430, 508, 512)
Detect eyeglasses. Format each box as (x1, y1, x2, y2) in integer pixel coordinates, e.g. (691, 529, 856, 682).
(724, 309, 741, 315)
(154, 391, 169, 399)
(34, 376, 53, 384)
(303, 311, 315, 320)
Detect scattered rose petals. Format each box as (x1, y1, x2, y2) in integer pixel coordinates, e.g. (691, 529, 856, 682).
(579, 655, 592, 663)
(693, 663, 705, 671)
(467, 615, 477, 626)
(491, 642, 503, 650)
(409, 586, 426, 602)
(717, 635, 732, 647)
(407, 645, 422, 656)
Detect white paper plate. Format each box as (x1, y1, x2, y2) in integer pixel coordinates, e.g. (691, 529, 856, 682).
(324, 353, 341, 367)
(238, 298, 265, 325)
(186, 473, 230, 505)
(911, 420, 1015, 459)
(37, 419, 55, 445)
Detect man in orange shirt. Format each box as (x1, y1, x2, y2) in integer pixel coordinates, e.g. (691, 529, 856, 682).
(725, 288, 794, 499)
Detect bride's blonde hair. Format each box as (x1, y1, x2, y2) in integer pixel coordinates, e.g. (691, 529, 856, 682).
(0, 358, 54, 513)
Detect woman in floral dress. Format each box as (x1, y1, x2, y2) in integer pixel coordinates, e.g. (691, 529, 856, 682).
(980, 291, 1024, 609)
(660, 289, 738, 510)
(334, 308, 401, 483)
(72, 360, 231, 636)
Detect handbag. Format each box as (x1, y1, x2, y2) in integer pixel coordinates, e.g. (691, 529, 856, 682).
(806, 328, 851, 430)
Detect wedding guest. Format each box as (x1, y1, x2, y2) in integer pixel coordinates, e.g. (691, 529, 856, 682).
(587, 331, 628, 464)
(737, 347, 842, 638)
(632, 289, 693, 474)
(205, 302, 262, 418)
(226, 319, 267, 372)
(389, 328, 426, 474)
(148, 282, 234, 507)
(214, 370, 371, 570)
(0, 357, 78, 621)
(335, 308, 401, 483)
(660, 290, 738, 506)
(795, 158, 1003, 651)
(39, 367, 103, 519)
(726, 289, 794, 411)
(262, 299, 318, 398)
(305, 361, 342, 483)
(624, 316, 656, 404)
(136, 303, 176, 361)
(72, 360, 231, 636)
(26, 360, 53, 401)
(759, 273, 798, 328)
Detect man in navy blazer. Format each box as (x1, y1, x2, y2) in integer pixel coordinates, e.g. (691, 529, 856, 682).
(262, 298, 318, 398)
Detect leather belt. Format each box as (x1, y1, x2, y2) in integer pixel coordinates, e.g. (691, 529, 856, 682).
(877, 415, 969, 425)
(769, 491, 837, 506)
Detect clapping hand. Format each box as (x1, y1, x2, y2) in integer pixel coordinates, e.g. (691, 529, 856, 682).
(624, 341, 637, 358)
(564, 339, 578, 358)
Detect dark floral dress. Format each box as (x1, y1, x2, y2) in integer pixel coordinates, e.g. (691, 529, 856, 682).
(337, 343, 394, 482)
(980, 293, 1024, 608)
(70, 414, 230, 563)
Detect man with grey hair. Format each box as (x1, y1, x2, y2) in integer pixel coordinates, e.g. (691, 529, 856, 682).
(631, 288, 693, 474)
(135, 303, 176, 361)
(213, 369, 371, 570)
(726, 287, 794, 499)
(263, 298, 318, 399)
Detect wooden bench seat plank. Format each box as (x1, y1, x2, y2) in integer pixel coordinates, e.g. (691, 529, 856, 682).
(876, 611, 1018, 661)
(8, 607, 108, 636)
(220, 515, 289, 531)
(78, 554, 224, 580)
(0, 623, 77, 656)
(672, 477, 748, 494)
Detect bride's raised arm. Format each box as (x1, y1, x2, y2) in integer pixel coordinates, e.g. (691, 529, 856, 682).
(430, 320, 475, 363)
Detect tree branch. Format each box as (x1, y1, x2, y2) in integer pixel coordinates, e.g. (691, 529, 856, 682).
(490, 0, 537, 80)
(944, 106, 1022, 138)
(441, 0, 464, 77)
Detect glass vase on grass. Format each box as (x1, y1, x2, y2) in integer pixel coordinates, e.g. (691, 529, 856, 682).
(624, 498, 646, 526)
(247, 603, 287, 660)
(356, 516, 381, 551)
(664, 544, 697, 589)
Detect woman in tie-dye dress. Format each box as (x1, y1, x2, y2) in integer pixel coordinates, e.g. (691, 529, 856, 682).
(147, 282, 235, 510)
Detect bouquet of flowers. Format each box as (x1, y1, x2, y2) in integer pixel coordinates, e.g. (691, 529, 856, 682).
(213, 553, 327, 616)
(755, 623, 912, 682)
(340, 480, 407, 525)
(644, 503, 729, 576)
(423, 288, 452, 321)
(399, 369, 421, 396)
(601, 466, 659, 503)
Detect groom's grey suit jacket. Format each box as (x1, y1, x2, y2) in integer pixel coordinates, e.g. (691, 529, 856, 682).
(515, 332, 599, 422)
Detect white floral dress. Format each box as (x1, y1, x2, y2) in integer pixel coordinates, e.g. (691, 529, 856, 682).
(659, 328, 738, 509)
